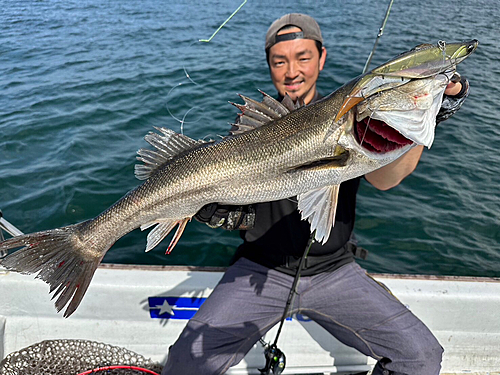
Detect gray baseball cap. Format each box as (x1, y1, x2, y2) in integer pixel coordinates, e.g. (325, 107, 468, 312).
(265, 13, 323, 51)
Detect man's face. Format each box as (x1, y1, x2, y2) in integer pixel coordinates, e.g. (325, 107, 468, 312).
(268, 27, 327, 105)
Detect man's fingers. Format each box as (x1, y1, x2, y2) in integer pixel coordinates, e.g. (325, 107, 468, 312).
(451, 72, 462, 83)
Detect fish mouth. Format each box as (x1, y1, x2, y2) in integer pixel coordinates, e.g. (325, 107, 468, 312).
(354, 117, 414, 153)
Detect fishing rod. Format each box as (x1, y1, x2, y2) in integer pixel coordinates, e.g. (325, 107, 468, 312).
(363, 0, 395, 74)
(259, 236, 314, 375)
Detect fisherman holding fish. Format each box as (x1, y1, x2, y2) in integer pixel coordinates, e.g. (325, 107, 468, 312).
(0, 10, 475, 375)
(167, 14, 470, 375)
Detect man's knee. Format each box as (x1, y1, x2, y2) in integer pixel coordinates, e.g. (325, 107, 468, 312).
(377, 331, 443, 375)
(162, 320, 220, 375)
(162, 319, 262, 375)
(407, 324, 443, 371)
(410, 336, 443, 374)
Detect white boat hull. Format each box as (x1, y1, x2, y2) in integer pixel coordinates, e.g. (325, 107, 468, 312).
(1, 263, 499, 374)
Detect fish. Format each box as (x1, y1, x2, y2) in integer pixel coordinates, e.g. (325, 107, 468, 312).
(0, 40, 478, 317)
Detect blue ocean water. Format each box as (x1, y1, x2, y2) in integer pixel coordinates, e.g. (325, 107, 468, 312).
(0, 0, 498, 276)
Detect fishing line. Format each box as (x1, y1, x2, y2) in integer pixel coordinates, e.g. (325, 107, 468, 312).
(359, 100, 384, 150)
(165, 0, 247, 135)
(182, 66, 198, 86)
(342, 0, 395, 163)
(364, 102, 392, 152)
(164, 41, 207, 135)
(363, 0, 395, 74)
(198, 0, 247, 43)
(165, 76, 203, 135)
(359, 117, 371, 148)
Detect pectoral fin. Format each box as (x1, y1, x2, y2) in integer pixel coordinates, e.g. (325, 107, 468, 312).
(297, 185, 340, 244)
(289, 151, 349, 172)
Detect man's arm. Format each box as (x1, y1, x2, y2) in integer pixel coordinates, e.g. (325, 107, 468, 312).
(365, 145, 424, 191)
(365, 76, 470, 191)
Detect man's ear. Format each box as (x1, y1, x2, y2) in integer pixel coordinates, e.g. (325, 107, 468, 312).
(319, 47, 327, 71)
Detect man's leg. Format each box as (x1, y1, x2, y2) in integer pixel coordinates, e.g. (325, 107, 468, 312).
(162, 258, 295, 375)
(299, 262, 443, 375)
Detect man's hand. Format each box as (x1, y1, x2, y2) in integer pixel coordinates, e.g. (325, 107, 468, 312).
(194, 203, 256, 230)
(444, 72, 463, 96)
(445, 81, 462, 96)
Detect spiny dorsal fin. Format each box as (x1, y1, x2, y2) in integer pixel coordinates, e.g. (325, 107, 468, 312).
(135, 127, 204, 180)
(260, 90, 294, 116)
(230, 90, 293, 135)
(232, 114, 265, 129)
(298, 185, 340, 244)
(280, 94, 302, 112)
(232, 103, 274, 127)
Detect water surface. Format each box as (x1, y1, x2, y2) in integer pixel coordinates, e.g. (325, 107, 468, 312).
(1, 0, 498, 277)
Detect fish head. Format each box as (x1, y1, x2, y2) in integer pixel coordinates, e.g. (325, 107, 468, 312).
(334, 40, 477, 155)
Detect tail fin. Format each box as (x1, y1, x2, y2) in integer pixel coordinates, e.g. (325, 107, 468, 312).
(0, 221, 109, 318)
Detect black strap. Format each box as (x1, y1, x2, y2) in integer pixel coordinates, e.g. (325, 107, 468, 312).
(345, 240, 369, 260)
(274, 31, 304, 44)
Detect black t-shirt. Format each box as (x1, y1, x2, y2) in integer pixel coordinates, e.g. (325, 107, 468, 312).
(233, 91, 358, 275)
(234, 177, 359, 275)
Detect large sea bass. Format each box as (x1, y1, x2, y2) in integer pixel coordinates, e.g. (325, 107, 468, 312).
(0, 40, 477, 316)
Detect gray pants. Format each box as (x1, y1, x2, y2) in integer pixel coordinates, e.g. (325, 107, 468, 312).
(163, 258, 443, 375)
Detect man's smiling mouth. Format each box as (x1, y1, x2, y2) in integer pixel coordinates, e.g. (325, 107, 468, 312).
(284, 81, 303, 91)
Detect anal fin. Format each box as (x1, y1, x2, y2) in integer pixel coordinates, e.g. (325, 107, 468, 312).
(297, 185, 340, 244)
(142, 218, 191, 254)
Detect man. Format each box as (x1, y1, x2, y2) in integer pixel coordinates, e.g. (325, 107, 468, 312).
(163, 13, 469, 375)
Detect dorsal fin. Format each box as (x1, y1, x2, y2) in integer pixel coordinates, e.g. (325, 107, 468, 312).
(135, 127, 204, 180)
(232, 114, 265, 129)
(230, 90, 295, 135)
(259, 90, 294, 116)
(231, 102, 274, 124)
(280, 93, 302, 112)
